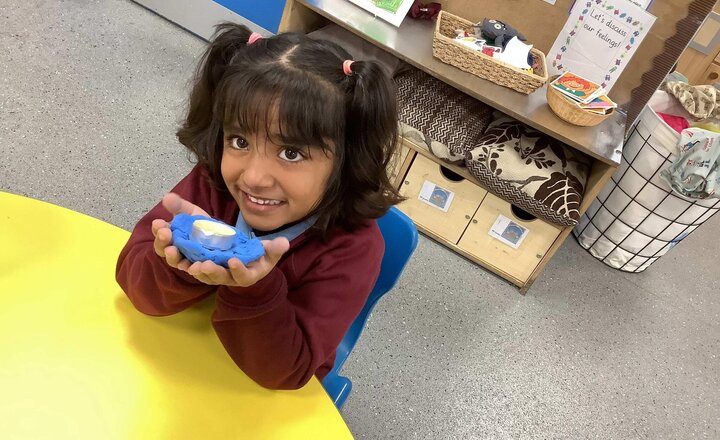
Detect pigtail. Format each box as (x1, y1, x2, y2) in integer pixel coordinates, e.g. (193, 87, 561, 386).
(343, 60, 404, 222)
(176, 23, 254, 186)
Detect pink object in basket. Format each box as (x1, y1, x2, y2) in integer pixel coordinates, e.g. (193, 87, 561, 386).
(657, 112, 690, 134)
(481, 46, 500, 57)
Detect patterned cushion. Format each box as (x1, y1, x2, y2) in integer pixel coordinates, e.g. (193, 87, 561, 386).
(399, 122, 466, 163)
(395, 68, 493, 164)
(465, 115, 591, 226)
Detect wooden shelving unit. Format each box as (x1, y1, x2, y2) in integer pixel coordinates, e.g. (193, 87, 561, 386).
(279, 0, 627, 292)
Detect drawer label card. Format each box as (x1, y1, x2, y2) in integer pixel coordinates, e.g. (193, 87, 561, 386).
(489, 215, 529, 249)
(418, 180, 455, 212)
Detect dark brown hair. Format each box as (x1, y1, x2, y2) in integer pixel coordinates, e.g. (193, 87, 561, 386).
(177, 23, 402, 233)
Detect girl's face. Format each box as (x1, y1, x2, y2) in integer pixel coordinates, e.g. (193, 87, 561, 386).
(220, 124, 334, 232)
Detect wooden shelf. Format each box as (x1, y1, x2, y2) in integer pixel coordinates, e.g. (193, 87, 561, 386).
(296, 0, 625, 166)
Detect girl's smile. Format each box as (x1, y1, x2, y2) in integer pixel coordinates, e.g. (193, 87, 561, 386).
(241, 191, 285, 212)
(244, 193, 283, 206)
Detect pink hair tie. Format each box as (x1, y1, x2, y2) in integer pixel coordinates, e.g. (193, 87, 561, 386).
(248, 32, 263, 45)
(343, 60, 354, 76)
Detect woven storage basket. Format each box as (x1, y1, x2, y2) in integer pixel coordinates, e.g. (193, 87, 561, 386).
(432, 11, 548, 94)
(546, 84, 613, 126)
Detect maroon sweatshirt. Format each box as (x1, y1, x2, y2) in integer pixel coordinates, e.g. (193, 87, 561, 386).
(116, 165, 383, 390)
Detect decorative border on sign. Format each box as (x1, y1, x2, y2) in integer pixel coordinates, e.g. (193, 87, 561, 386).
(551, 0, 646, 88)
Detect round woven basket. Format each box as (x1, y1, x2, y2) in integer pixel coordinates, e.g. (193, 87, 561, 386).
(546, 85, 613, 126)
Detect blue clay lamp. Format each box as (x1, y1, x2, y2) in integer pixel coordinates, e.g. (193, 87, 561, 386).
(170, 214, 265, 267)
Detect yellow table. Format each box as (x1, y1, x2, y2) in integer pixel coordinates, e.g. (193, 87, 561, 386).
(0, 192, 353, 439)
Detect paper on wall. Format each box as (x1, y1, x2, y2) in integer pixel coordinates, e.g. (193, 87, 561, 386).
(548, 0, 656, 92)
(346, 0, 415, 27)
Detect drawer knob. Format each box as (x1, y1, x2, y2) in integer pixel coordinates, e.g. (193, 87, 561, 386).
(404, 180, 410, 185)
(472, 219, 478, 224)
(465, 215, 471, 219)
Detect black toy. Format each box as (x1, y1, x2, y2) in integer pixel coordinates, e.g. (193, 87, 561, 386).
(477, 19, 526, 49)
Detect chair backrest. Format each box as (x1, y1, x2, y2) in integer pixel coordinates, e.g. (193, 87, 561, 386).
(332, 207, 419, 372)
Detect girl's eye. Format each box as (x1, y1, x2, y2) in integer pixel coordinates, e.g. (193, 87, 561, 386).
(228, 136, 249, 150)
(278, 148, 304, 163)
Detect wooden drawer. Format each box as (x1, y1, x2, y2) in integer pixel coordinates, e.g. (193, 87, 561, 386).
(398, 154, 487, 244)
(458, 193, 562, 283)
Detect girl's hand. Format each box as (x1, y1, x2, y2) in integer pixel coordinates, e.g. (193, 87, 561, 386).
(152, 192, 290, 286)
(152, 193, 210, 271)
(185, 237, 290, 287)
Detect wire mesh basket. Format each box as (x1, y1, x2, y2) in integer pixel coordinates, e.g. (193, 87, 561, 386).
(573, 97, 720, 272)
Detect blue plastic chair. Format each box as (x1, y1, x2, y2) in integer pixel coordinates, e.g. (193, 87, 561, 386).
(322, 207, 419, 409)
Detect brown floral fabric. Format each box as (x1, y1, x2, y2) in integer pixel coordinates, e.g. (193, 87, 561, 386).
(465, 115, 591, 226)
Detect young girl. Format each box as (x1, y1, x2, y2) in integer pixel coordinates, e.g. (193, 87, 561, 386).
(116, 23, 401, 390)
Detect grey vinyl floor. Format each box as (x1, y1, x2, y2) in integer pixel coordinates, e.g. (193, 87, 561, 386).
(1, 1, 718, 438)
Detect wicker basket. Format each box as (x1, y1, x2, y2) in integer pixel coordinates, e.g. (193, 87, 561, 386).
(546, 84, 614, 126)
(432, 11, 548, 94)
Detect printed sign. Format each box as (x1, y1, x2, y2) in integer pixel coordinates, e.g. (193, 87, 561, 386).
(488, 214, 529, 249)
(418, 180, 455, 212)
(548, 0, 656, 91)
